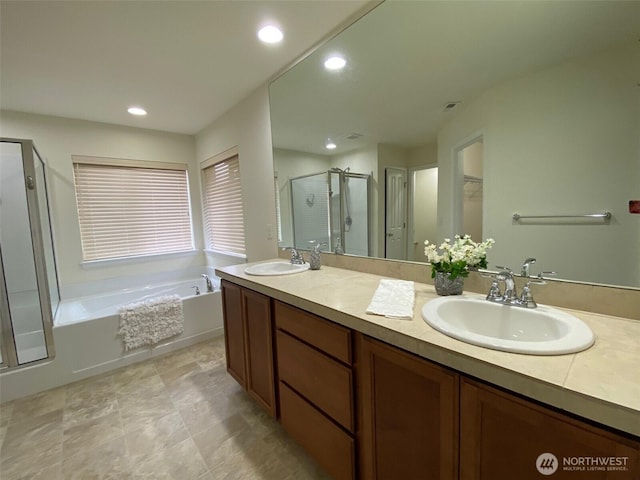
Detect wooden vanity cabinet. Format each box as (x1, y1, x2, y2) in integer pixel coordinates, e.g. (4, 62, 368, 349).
(356, 333, 459, 480)
(221, 280, 276, 417)
(274, 301, 356, 480)
(460, 378, 640, 480)
(220, 279, 640, 480)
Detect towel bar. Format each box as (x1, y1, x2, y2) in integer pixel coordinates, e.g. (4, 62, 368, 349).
(513, 212, 611, 221)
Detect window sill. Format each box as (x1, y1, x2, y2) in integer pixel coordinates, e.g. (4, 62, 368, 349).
(80, 249, 201, 269)
(204, 249, 247, 260)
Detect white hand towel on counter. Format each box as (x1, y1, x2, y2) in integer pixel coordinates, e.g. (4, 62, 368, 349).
(366, 279, 415, 319)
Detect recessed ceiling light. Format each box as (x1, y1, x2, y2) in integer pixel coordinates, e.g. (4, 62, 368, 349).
(258, 25, 283, 44)
(127, 106, 147, 116)
(324, 56, 346, 71)
(326, 141, 337, 150)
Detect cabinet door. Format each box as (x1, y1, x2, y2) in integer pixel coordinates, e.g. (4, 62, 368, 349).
(221, 280, 246, 387)
(242, 288, 277, 417)
(357, 334, 459, 480)
(460, 378, 640, 480)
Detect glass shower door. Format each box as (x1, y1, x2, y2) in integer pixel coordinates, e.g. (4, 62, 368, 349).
(290, 172, 331, 250)
(0, 139, 57, 367)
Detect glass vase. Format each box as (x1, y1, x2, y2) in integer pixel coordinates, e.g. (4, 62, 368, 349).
(434, 271, 464, 296)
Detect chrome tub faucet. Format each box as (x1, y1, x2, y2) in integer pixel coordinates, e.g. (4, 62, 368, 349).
(201, 274, 214, 293)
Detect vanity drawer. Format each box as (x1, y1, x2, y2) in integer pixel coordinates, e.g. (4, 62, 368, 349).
(277, 330, 354, 432)
(274, 300, 352, 365)
(279, 382, 355, 480)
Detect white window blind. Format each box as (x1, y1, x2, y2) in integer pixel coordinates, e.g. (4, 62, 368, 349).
(72, 156, 194, 261)
(202, 154, 246, 257)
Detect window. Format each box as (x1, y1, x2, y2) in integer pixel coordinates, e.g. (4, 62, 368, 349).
(72, 156, 194, 262)
(201, 150, 246, 257)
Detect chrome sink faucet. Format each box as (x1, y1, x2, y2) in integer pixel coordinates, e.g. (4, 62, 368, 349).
(285, 247, 305, 265)
(486, 267, 519, 305)
(485, 259, 555, 308)
(521, 257, 536, 277)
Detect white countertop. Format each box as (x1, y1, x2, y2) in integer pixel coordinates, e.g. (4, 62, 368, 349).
(216, 260, 640, 437)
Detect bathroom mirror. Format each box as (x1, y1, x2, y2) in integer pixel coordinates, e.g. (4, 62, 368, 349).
(269, 0, 640, 289)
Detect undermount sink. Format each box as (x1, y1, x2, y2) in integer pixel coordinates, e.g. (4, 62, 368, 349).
(244, 261, 310, 276)
(421, 296, 595, 355)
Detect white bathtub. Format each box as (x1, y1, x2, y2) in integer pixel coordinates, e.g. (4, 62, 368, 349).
(55, 277, 221, 326)
(0, 275, 224, 403)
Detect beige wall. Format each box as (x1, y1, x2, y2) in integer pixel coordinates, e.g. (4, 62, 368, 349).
(195, 85, 278, 264)
(437, 43, 638, 286)
(0, 111, 202, 289)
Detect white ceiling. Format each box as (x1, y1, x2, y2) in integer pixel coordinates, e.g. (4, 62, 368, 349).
(270, 0, 640, 155)
(0, 0, 372, 135)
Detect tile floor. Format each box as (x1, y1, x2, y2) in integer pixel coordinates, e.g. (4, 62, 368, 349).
(0, 336, 331, 479)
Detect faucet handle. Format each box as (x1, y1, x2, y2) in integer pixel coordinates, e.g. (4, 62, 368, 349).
(477, 268, 496, 276)
(532, 271, 556, 284)
(519, 283, 537, 308)
(538, 271, 556, 278)
(486, 278, 502, 301)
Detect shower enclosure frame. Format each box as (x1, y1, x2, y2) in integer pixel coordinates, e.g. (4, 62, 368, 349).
(289, 169, 371, 255)
(1, 138, 58, 369)
(329, 170, 371, 256)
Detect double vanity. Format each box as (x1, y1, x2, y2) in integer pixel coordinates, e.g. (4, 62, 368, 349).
(216, 260, 640, 479)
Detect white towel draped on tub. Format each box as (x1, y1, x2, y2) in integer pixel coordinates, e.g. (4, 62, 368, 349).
(366, 279, 415, 319)
(118, 294, 184, 351)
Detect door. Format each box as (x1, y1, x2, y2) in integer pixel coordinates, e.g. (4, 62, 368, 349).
(357, 334, 459, 480)
(242, 288, 277, 417)
(385, 167, 407, 260)
(221, 280, 246, 387)
(460, 378, 640, 480)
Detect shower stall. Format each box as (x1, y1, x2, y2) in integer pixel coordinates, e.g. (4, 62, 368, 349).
(290, 168, 370, 256)
(1, 139, 58, 368)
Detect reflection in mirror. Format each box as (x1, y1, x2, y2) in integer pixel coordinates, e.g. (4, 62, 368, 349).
(270, 0, 640, 288)
(460, 138, 484, 243)
(411, 165, 438, 263)
(277, 155, 372, 255)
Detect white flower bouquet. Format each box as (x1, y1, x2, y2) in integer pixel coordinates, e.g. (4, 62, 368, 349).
(424, 235, 495, 280)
